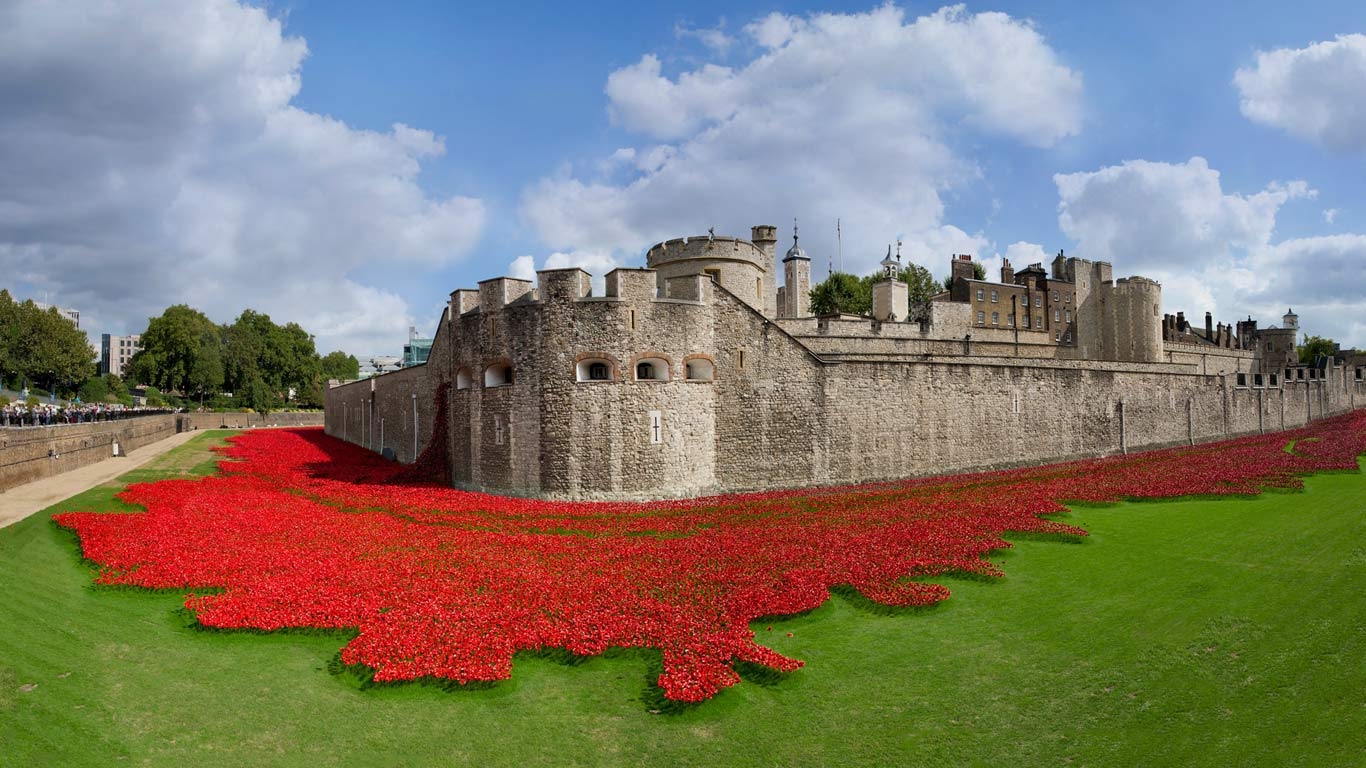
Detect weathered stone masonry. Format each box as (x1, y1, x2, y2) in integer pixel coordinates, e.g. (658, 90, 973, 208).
(325, 227, 1365, 500)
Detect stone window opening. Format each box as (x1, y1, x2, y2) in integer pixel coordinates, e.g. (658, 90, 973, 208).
(484, 362, 513, 388)
(455, 367, 473, 390)
(684, 356, 715, 382)
(990, 290, 998, 303)
(575, 357, 617, 382)
(976, 311, 985, 324)
(976, 288, 984, 302)
(1022, 294, 1029, 307)
(629, 310, 637, 330)
(991, 312, 999, 325)
(738, 349, 747, 369)
(1236, 372, 1248, 388)
(705, 267, 721, 283)
(634, 357, 670, 382)
(1356, 367, 1363, 381)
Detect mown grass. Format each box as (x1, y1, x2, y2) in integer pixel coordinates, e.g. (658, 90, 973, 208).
(1, 431, 1362, 766)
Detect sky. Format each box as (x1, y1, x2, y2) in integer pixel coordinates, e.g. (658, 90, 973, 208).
(2, 0, 1365, 356)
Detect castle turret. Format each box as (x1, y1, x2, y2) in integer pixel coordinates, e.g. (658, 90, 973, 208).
(873, 243, 908, 322)
(781, 220, 811, 319)
(647, 227, 777, 317)
(1283, 307, 1298, 330)
(1103, 276, 1162, 363)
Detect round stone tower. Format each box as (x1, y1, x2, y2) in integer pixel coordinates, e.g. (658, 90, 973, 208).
(1106, 276, 1163, 363)
(646, 227, 777, 317)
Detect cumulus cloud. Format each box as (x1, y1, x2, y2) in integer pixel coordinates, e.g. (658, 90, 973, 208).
(523, 4, 1081, 281)
(0, 0, 485, 353)
(1323, 208, 1339, 224)
(1055, 157, 1312, 269)
(1053, 157, 1363, 347)
(1235, 34, 1366, 151)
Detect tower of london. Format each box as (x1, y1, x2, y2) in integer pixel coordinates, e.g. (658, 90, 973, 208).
(325, 225, 1364, 500)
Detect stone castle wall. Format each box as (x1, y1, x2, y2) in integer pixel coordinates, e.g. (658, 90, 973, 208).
(0, 415, 178, 491)
(325, 266, 1365, 500)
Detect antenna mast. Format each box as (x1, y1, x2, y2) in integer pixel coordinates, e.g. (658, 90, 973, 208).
(836, 218, 842, 276)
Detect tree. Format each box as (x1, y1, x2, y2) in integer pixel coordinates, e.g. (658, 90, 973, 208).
(942, 261, 986, 292)
(1299, 335, 1338, 365)
(809, 272, 873, 315)
(223, 310, 322, 409)
(2, 297, 93, 394)
(901, 263, 940, 303)
(809, 260, 941, 316)
(130, 305, 224, 401)
(320, 351, 360, 382)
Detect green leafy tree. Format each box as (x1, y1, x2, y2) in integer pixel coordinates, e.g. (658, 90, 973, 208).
(130, 305, 224, 401)
(3, 298, 93, 395)
(1298, 335, 1338, 365)
(810, 261, 942, 316)
(320, 350, 360, 381)
(809, 272, 873, 315)
(901, 263, 940, 303)
(78, 376, 109, 403)
(223, 310, 322, 409)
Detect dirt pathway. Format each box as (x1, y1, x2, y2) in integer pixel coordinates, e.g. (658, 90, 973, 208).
(0, 430, 203, 529)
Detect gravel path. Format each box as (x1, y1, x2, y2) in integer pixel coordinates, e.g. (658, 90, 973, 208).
(0, 430, 203, 529)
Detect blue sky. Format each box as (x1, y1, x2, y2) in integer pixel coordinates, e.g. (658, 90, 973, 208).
(2, 1, 1365, 353)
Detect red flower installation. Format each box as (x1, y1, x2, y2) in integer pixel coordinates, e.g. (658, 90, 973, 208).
(54, 411, 1366, 702)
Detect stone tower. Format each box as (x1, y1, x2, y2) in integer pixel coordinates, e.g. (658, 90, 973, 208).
(781, 221, 811, 319)
(873, 243, 908, 322)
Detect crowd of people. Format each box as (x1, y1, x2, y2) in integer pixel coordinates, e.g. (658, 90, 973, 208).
(0, 402, 179, 427)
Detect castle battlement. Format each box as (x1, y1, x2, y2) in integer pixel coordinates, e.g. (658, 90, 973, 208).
(327, 224, 1362, 501)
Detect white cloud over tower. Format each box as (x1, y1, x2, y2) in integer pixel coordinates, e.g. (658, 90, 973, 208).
(521, 4, 1084, 278)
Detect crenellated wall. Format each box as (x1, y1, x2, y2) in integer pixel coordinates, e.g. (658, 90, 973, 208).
(325, 263, 1365, 501)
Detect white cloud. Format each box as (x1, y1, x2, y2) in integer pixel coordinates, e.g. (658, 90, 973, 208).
(508, 255, 538, 281)
(1053, 157, 1364, 347)
(1323, 208, 1339, 224)
(675, 20, 736, 57)
(1235, 34, 1366, 151)
(1054, 157, 1312, 270)
(524, 4, 1081, 281)
(1002, 241, 1050, 267)
(0, 0, 485, 354)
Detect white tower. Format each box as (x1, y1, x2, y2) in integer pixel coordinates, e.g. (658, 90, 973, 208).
(782, 219, 811, 318)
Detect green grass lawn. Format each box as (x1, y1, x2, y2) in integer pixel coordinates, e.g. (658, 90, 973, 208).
(2, 430, 1362, 767)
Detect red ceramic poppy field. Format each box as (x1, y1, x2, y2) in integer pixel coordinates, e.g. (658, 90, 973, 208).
(54, 412, 1366, 702)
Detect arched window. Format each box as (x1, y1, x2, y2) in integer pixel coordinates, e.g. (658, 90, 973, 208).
(633, 356, 670, 382)
(484, 362, 513, 387)
(455, 367, 473, 390)
(575, 357, 616, 382)
(684, 357, 715, 382)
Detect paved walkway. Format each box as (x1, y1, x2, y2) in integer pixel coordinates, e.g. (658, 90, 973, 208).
(0, 430, 202, 529)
